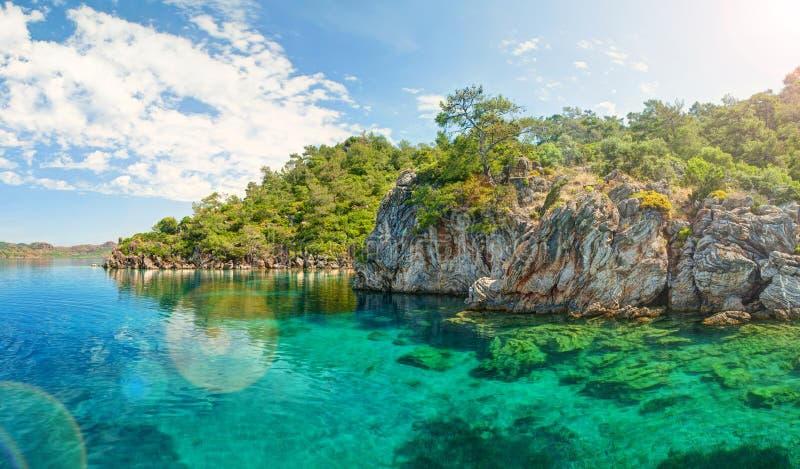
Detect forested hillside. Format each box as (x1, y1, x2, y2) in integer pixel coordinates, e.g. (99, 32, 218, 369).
(0, 241, 116, 258)
(114, 66, 800, 266)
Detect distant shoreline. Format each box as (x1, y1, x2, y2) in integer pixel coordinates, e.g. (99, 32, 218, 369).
(0, 241, 116, 259)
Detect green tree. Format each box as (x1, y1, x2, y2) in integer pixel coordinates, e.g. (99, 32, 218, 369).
(435, 85, 532, 180)
(153, 217, 179, 235)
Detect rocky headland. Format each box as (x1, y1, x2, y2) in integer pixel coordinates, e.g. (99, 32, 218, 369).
(103, 251, 351, 270)
(354, 161, 800, 322)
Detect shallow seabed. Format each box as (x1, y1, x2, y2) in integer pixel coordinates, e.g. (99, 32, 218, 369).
(1, 260, 799, 468)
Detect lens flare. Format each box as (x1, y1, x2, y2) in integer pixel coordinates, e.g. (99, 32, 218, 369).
(166, 309, 279, 393)
(166, 282, 279, 393)
(0, 382, 86, 469)
(0, 425, 27, 469)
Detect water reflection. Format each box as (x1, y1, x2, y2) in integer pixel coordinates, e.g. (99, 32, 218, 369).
(107, 269, 357, 317)
(0, 382, 86, 469)
(107, 269, 358, 392)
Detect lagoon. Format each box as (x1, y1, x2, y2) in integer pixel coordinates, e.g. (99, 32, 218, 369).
(1, 260, 799, 467)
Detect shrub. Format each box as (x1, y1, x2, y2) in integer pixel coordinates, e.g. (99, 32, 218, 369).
(632, 190, 672, 216)
(539, 178, 568, 216)
(678, 226, 693, 241)
(709, 189, 728, 200)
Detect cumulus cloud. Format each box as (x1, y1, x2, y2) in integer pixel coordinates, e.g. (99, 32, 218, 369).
(594, 101, 617, 116)
(401, 87, 422, 94)
(0, 171, 24, 185)
(573, 61, 588, 69)
(0, 3, 357, 201)
(416, 94, 444, 119)
(0, 154, 16, 170)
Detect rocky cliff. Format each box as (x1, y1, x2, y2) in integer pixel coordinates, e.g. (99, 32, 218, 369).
(352, 170, 530, 294)
(356, 169, 800, 319)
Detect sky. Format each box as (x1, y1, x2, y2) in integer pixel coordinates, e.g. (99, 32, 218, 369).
(1, 0, 799, 244)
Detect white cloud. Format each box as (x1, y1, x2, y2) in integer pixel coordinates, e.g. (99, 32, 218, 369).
(416, 94, 444, 119)
(0, 3, 356, 201)
(640, 81, 659, 95)
(500, 37, 546, 64)
(344, 74, 358, 81)
(605, 46, 628, 64)
(164, 0, 257, 22)
(366, 126, 393, 143)
(34, 178, 75, 191)
(573, 61, 588, 69)
(576, 38, 648, 72)
(594, 101, 617, 116)
(402, 87, 422, 94)
(0, 153, 16, 170)
(41, 150, 115, 173)
(511, 38, 540, 56)
(0, 171, 24, 185)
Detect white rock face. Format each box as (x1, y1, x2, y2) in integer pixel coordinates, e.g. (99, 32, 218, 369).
(669, 198, 797, 313)
(352, 170, 529, 294)
(469, 189, 669, 313)
(356, 172, 800, 317)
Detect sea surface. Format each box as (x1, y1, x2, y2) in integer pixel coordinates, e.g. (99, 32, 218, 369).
(1, 259, 800, 468)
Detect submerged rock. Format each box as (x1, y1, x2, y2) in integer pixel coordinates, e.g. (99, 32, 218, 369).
(702, 311, 751, 326)
(745, 385, 800, 408)
(397, 346, 454, 371)
(474, 337, 547, 381)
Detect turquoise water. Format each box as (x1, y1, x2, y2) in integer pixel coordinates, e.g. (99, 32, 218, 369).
(2, 260, 800, 468)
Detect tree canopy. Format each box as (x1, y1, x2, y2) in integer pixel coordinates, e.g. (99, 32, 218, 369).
(119, 66, 800, 264)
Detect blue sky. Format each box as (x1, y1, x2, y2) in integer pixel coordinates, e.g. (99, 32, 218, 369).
(1, 0, 799, 244)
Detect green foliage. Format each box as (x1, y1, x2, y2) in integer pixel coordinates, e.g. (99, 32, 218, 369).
(121, 68, 800, 264)
(153, 217, 179, 235)
(539, 179, 568, 216)
(433, 85, 535, 181)
(120, 133, 412, 261)
(708, 189, 728, 201)
(678, 227, 693, 241)
(411, 176, 517, 233)
(632, 191, 673, 216)
(409, 184, 459, 231)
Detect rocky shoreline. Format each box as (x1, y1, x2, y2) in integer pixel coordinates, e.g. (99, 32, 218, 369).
(354, 164, 800, 323)
(103, 251, 352, 270)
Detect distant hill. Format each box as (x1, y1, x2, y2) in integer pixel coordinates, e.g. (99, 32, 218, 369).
(0, 241, 117, 259)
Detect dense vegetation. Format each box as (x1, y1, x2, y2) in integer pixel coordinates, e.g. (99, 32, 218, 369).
(118, 135, 414, 261)
(0, 241, 116, 259)
(118, 67, 800, 263)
